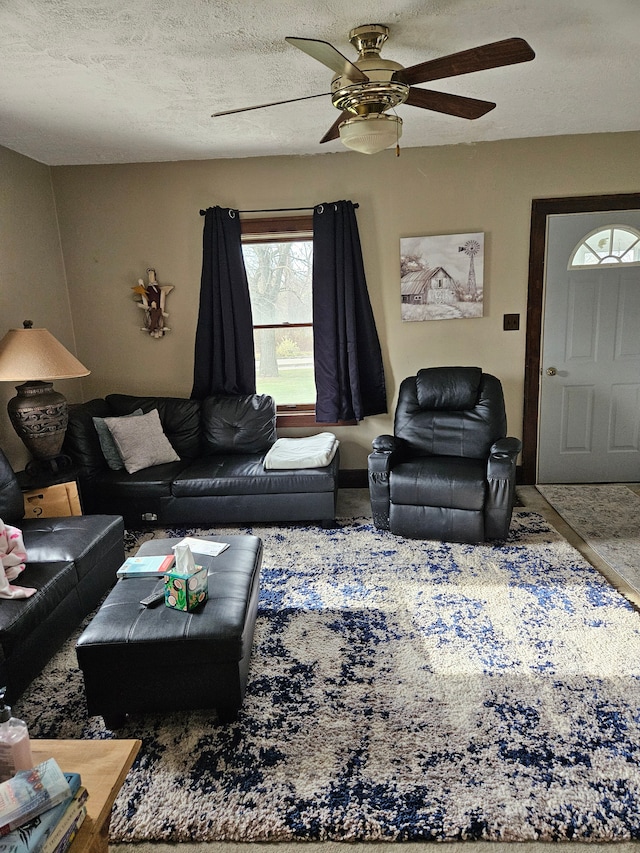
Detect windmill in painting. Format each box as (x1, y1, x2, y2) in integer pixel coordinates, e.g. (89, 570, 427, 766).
(400, 232, 484, 321)
(459, 238, 481, 300)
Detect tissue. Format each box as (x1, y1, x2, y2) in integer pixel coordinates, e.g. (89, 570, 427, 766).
(164, 544, 208, 611)
(174, 543, 197, 574)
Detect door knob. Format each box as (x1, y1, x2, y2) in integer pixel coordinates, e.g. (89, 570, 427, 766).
(546, 366, 557, 376)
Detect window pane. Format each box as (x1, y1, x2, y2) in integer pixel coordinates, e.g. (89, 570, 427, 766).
(589, 229, 612, 258)
(254, 327, 315, 404)
(243, 241, 313, 324)
(572, 242, 600, 265)
(612, 229, 638, 256)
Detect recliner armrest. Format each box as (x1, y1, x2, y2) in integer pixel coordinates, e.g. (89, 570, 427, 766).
(487, 437, 522, 479)
(371, 434, 401, 454)
(368, 435, 407, 530)
(485, 436, 522, 540)
(369, 434, 407, 475)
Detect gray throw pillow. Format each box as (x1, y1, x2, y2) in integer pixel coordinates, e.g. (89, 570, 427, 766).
(93, 408, 143, 470)
(103, 408, 180, 474)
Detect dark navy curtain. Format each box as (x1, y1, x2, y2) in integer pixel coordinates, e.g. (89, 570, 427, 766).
(312, 200, 387, 422)
(191, 207, 256, 398)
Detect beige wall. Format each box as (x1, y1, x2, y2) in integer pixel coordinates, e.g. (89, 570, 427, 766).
(4, 131, 639, 471)
(0, 147, 87, 469)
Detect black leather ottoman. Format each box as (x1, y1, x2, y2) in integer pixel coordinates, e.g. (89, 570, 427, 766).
(76, 534, 262, 728)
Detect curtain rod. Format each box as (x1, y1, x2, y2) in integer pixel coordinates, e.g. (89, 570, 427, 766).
(199, 203, 358, 215)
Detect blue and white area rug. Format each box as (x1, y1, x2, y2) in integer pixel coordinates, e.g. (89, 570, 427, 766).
(15, 512, 640, 843)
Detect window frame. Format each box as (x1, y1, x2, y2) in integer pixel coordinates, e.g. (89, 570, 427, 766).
(241, 215, 317, 427)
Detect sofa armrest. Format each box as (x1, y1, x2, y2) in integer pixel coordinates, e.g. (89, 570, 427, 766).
(368, 435, 406, 530)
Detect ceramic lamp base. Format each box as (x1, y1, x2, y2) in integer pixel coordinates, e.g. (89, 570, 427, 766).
(7, 381, 69, 462)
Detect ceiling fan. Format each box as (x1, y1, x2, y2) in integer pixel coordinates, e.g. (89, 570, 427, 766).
(212, 24, 535, 155)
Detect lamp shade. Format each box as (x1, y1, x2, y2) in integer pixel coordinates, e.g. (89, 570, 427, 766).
(0, 323, 90, 469)
(0, 326, 90, 381)
(339, 114, 402, 155)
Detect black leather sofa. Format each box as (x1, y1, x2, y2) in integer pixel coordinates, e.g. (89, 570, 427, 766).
(63, 393, 340, 528)
(0, 447, 124, 702)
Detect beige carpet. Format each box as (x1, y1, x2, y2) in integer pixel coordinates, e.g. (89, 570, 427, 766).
(517, 485, 640, 612)
(536, 484, 640, 600)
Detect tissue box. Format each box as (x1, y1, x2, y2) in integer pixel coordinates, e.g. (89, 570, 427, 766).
(164, 565, 208, 612)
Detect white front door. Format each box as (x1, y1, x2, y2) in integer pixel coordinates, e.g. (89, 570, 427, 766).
(538, 211, 640, 483)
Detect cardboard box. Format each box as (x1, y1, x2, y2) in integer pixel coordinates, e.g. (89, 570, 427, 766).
(164, 565, 208, 612)
(23, 481, 81, 518)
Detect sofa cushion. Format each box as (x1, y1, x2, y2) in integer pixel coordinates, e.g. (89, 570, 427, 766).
(201, 395, 276, 455)
(104, 408, 180, 474)
(85, 462, 186, 500)
(65, 399, 114, 475)
(19, 515, 125, 582)
(395, 372, 506, 460)
(106, 395, 202, 458)
(173, 454, 336, 497)
(93, 408, 143, 470)
(0, 561, 78, 649)
(391, 456, 487, 510)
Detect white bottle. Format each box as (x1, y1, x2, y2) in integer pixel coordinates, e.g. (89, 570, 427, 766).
(0, 688, 34, 782)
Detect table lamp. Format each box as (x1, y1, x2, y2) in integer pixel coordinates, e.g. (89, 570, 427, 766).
(0, 321, 90, 473)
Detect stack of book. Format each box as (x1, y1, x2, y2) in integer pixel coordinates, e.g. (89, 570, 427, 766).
(0, 759, 88, 853)
(116, 553, 174, 578)
(116, 538, 230, 580)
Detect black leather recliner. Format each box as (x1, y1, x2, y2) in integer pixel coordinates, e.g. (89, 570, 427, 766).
(368, 367, 521, 543)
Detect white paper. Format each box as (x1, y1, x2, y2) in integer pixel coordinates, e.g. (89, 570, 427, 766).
(172, 537, 229, 557)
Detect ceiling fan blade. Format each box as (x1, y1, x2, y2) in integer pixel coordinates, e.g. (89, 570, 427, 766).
(405, 87, 496, 119)
(394, 37, 535, 86)
(319, 111, 351, 144)
(286, 36, 368, 82)
(212, 91, 331, 117)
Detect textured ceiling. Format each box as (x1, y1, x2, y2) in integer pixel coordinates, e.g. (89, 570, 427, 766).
(1, 0, 639, 166)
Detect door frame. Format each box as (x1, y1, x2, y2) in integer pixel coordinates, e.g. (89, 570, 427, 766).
(522, 191, 640, 484)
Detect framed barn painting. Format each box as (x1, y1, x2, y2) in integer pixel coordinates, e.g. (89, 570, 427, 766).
(400, 232, 484, 321)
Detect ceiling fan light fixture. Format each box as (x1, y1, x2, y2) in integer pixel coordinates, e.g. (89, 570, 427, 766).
(338, 113, 402, 154)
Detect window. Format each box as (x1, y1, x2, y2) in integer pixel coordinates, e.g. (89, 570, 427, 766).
(569, 225, 640, 268)
(241, 215, 316, 426)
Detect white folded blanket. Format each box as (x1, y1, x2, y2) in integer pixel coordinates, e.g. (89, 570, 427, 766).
(263, 432, 339, 470)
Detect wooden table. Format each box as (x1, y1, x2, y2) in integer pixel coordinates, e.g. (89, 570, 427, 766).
(32, 739, 141, 853)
